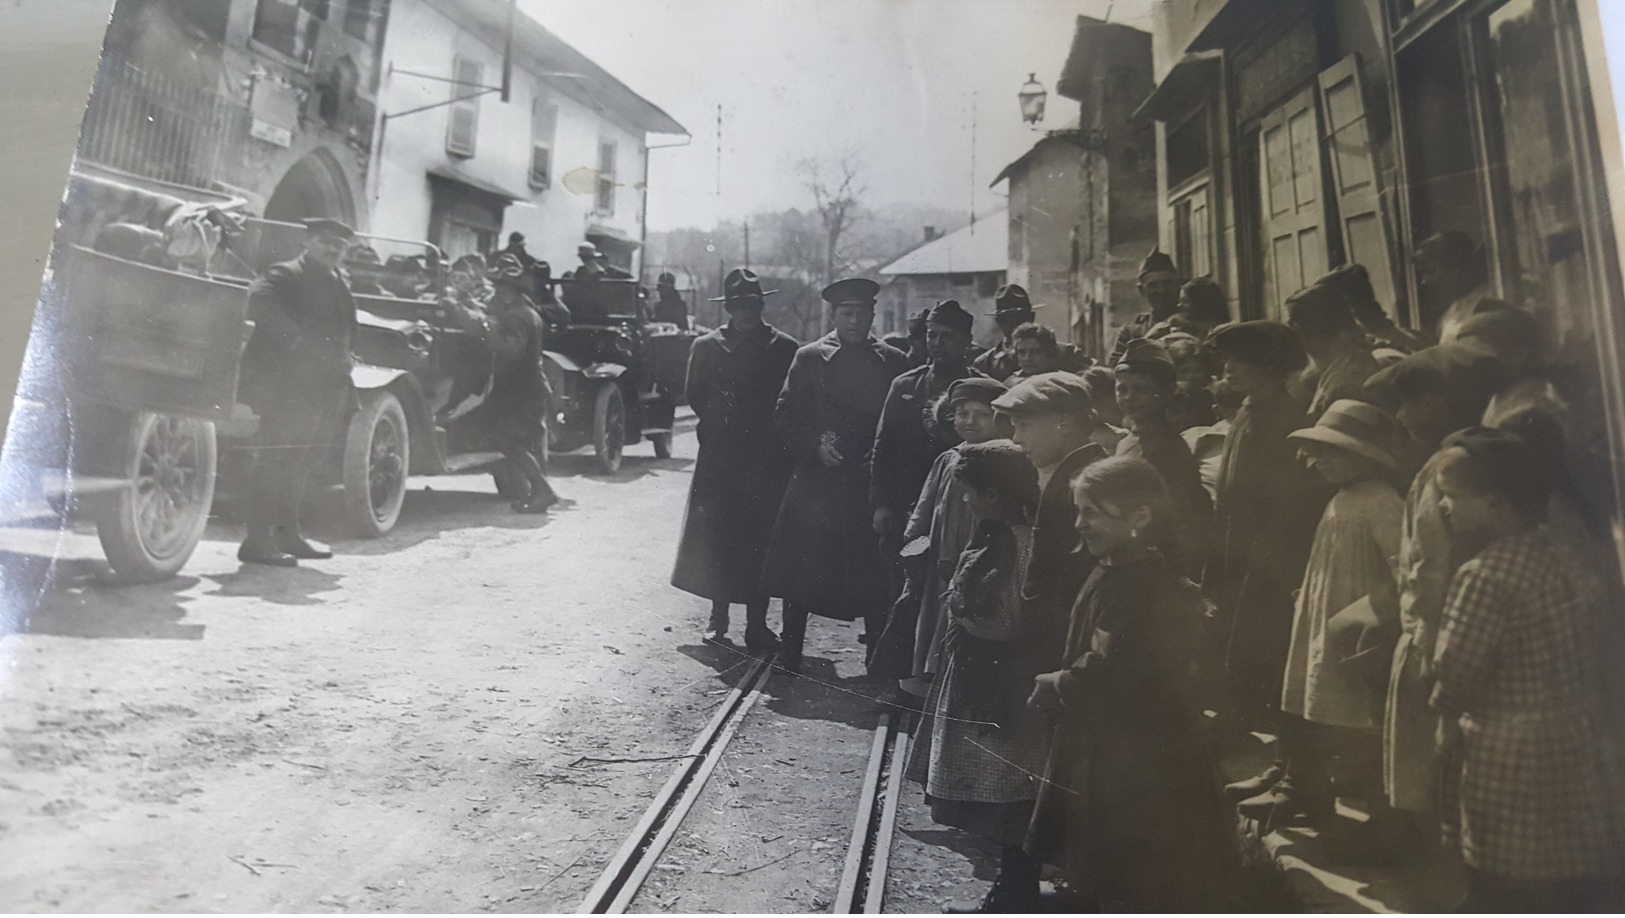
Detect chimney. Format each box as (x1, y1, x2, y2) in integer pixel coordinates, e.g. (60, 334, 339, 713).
(923, 225, 940, 243)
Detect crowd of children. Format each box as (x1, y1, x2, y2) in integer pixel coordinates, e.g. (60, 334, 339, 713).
(886, 256, 1625, 911)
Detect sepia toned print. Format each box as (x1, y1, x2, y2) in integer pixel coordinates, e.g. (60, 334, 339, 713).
(2, 0, 1625, 912)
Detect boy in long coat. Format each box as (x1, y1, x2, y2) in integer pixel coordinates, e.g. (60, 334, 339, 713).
(671, 269, 798, 650)
(759, 278, 910, 672)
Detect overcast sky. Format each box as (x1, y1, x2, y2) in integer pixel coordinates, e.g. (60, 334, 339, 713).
(519, 0, 1152, 231)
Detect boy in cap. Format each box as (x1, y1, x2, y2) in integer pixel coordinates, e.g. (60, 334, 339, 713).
(760, 277, 911, 672)
(672, 269, 798, 651)
(1204, 321, 1331, 750)
(1318, 264, 1432, 357)
(237, 217, 362, 566)
(1286, 282, 1380, 420)
(1108, 246, 1184, 365)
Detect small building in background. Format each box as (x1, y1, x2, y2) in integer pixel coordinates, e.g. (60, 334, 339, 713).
(369, 0, 685, 274)
(877, 214, 1007, 347)
(994, 16, 1157, 359)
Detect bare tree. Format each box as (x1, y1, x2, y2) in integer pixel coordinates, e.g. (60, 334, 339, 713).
(797, 153, 867, 285)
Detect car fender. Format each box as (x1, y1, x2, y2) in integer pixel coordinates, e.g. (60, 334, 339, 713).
(584, 362, 627, 380)
(351, 362, 412, 392)
(542, 350, 582, 375)
(348, 363, 439, 473)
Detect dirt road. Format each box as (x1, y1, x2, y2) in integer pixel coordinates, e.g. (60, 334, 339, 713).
(0, 429, 998, 913)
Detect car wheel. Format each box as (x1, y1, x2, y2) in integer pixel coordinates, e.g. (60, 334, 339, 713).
(592, 383, 625, 474)
(344, 391, 409, 537)
(94, 411, 217, 582)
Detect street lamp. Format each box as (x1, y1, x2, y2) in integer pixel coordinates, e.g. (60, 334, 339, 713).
(1018, 73, 1047, 127)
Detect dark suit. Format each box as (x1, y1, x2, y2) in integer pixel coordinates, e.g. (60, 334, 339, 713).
(239, 253, 359, 542)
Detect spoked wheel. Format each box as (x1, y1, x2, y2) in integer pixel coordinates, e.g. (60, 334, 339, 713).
(94, 411, 217, 582)
(592, 382, 626, 474)
(343, 391, 409, 537)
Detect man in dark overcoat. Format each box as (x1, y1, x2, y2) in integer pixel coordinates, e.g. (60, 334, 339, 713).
(671, 268, 799, 652)
(237, 218, 361, 566)
(759, 277, 911, 673)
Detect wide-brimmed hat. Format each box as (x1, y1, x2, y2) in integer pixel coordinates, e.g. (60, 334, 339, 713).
(709, 267, 777, 303)
(989, 284, 1037, 316)
(822, 277, 880, 307)
(1288, 399, 1401, 471)
(576, 242, 601, 257)
(928, 299, 974, 334)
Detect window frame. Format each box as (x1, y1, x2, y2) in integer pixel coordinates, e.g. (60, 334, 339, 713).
(595, 139, 618, 215)
(529, 93, 559, 190)
(445, 56, 483, 159)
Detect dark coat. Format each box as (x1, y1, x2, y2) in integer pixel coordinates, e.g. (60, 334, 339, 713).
(671, 323, 799, 602)
(1208, 388, 1331, 711)
(240, 253, 358, 414)
(759, 333, 910, 619)
(1118, 418, 1214, 580)
(972, 339, 1091, 382)
(1022, 443, 1111, 662)
(1026, 556, 1241, 910)
(870, 363, 984, 516)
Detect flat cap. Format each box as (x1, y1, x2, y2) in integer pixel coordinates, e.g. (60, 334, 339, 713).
(946, 376, 1008, 408)
(928, 299, 974, 334)
(1208, 320, 1308, 372)
(302, 217, 356, 240)
(822, 277, 880, 306)
(1366, 343, 1504, 400)
(991, 371, 1093, 417)
(1286, 282, 1359, 335)
(1116, 337, 1178, 385)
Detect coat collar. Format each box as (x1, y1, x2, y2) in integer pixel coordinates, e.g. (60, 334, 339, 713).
(716, 321, 777, 353)
(813, 330, 894, 362)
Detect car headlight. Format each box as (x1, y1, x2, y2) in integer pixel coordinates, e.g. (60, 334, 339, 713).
(406, 326, 434, 353)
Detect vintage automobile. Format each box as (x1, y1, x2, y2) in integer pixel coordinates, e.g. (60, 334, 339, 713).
(543, 275, 696, 473)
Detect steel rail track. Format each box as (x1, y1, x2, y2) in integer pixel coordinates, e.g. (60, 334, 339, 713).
(833, 711, 912, 914)
(575, 654, 776, 914)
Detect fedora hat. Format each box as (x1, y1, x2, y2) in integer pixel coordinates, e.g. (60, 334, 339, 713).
(1288, 399, 1401, 471)
(709, 267, 777, 302)
(989, 284, 1038, 316)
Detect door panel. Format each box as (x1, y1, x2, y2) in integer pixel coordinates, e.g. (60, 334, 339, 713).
(1319, 55, 1399, 315)
(1259, 86, 1328, 316)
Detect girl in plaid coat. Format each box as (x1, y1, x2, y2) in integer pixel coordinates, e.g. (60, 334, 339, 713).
(1430, 428, 1625, 910)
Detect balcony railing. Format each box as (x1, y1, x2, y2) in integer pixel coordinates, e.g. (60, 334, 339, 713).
(76, 61, 251, 192)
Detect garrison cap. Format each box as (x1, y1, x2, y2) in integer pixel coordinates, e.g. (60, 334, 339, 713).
(302, 217, 356, 240)
(821, 277, 880, 307)
(928, 299, 974, 334)
(992, 371, 1094, 418)
(1208, 320, 1308, 373)
(1139, 246, 1177, 278)
(908, 308, 930, 338)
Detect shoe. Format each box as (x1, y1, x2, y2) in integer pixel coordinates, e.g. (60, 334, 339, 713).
(513, 492, 557, 514)
(1224, 763, 1285, 802)
(744, 628, 781, 655)
(239, 541, 297, 567)
(1236, 781, 1335, 824)
(275, 535, 332, 560)
(703, 629, 732, 647)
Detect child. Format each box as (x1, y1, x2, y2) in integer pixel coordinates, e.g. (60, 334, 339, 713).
(1080, 365, 1129, 453)
(1236, 400, 1405, 839)
(1113, 338, 1213, 580)
(1162, 330, 1218, 431)
(1024, 457, 1239, 911)
(1429, 428, 1625, 910)
(898, 378, 1011, 696)
(923, 440, 1050, 913)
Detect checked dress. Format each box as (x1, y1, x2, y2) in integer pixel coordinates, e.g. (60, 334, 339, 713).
(1431, 527, 1625, 881)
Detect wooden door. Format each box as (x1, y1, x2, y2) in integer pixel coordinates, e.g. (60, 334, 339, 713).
(1259, 85, 1329, 316)
(1319, 55, 1399, 316)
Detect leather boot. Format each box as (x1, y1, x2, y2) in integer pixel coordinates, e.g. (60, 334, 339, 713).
(779, 604, 808, 675)
(704, 600, 731, 646)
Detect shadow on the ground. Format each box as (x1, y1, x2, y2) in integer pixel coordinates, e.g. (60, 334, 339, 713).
(202, 564, 342, 607)
(899, 826, 1002, 882)
(549, 451, 694, 483)
(2, 553, 206, 640)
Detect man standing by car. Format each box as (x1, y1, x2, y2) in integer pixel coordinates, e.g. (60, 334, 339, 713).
(237, 218, 361, 566)
(671, 268, 799, 651)
(760, 277, 911, 673)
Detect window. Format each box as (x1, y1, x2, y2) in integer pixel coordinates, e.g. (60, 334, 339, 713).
(595, 140, 617, 214)
(342, 0, 373, 41)
(1166, 109, 1211, 190)
(1170, 184, 1212, 279)
(253, 0, 328, 63)
(446, 56, 482, 158)
(530, 94, 558, 189)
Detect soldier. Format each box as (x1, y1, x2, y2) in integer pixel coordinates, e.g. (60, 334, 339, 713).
(236, 218, 362, 567)
(973, 285, 1088, 381)
(484, 254, 559, 513)
(671, 269, 799, 650)
(1108, 246, 1185, 365)
(760, 277, 911, 673)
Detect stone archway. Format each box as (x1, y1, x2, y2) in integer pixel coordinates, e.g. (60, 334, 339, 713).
(264, 148, 356, 225)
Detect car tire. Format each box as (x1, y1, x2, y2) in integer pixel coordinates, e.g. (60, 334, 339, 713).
(344, 390, 409, 537)
(592, 382, 625, 474)
(651, 431, 673, 460)
(94, 411, 217, 583)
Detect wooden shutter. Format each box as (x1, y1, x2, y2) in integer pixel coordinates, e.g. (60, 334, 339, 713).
(596, 140, 616, 213)
(446, 57, 481, 157)
(1258, 85, 1329, 316)
(1318, 55, 1398, 316)
(530, 97, 558, 188)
